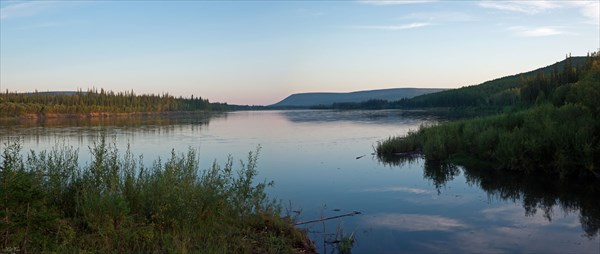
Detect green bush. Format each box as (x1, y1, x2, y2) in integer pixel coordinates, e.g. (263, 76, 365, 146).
(377, 54, 600, 178)
(0, 138, 314, 253)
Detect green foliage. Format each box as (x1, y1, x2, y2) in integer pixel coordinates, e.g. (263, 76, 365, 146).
(313, 55, 589, 111)
(330, 226, 355, 254)
(423, 160, 461, 194)
(329, 99, 390, 110)
(377, 52, 600, 178)
(0, 138, 314, 253)
(399, 55, 588, 108)
(375, 129, 424, 156)
(0, 89, 233, 118)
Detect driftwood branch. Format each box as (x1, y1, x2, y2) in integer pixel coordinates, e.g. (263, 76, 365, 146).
(294, 211, 361, 226)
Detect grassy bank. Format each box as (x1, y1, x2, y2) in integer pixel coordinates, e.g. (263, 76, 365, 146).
(377, 53, 600, 178)
(0, 138, 314, 253)
(377, 102, 599, 178)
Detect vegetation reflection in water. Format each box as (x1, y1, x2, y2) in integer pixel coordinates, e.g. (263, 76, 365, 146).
(378, 154, 600, 239)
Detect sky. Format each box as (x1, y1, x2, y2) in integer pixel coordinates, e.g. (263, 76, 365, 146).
(1, 0, 599, 105)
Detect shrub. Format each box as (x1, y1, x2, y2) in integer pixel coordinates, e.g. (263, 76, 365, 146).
(0, 138, 313, 253)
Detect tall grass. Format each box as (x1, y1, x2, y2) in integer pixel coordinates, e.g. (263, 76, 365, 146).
(376, 103, 600, 178)
(375, 129, 424, 157)
(0, 137, 314, 253)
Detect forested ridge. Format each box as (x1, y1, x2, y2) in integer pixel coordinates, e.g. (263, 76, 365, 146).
(398, 55, 588, 108)
(325, 55, 589, 110)
(0, 89, 231, 118)
(377, 52, 600, 178)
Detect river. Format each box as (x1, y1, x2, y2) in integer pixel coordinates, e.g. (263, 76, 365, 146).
(1, 110, 598, 253)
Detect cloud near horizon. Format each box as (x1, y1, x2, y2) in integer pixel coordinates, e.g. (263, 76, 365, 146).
(509, 26, 566, 37)
(358, 0, 436, 5)
(352, 22, 431, 30)
(400, 11, 475, 22)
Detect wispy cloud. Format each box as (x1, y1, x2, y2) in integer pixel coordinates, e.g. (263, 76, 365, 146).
(478, 1, 560, 15)
(352, 22, 431, 30)
(296, 8, 324, 17)
(479, 0, 599, 25)
(566, 1, 600, 25)
(400, 11, 475, 22)
(17, 21, 72, 30)
(1, 1, 58, 20)
(359, 0, 435, 5)
(363, 213, 467, 231)
(509, 26, 566, 37)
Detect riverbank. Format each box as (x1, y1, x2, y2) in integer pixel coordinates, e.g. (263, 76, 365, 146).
(0, 89, 234, 119)
(0, 138, 315, 253)
(377, 53, 600, 179)
(5, 110, 217, 120)
(377, 102, 600, 179)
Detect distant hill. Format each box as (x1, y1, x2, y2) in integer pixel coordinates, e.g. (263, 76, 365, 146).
(272, 88, 446, 107)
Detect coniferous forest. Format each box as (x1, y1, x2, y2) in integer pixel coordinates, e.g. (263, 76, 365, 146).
(0, 89, 232, 118)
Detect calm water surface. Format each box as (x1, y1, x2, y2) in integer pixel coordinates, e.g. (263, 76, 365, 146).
(1, 110, 598, 253)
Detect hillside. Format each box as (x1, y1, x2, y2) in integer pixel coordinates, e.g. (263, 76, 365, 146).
(377, 52, 600, 178)
(272, 88, 445, 107)
(399, 56, 587, 108)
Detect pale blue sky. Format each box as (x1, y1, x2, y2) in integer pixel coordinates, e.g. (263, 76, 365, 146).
(1, 0, 598, 105)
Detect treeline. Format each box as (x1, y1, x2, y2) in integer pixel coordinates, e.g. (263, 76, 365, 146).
(0, 138, 314, 253)
(0, 89, 232, 118)
(311, 99, 394, 110)
(377, 52, 600, 178)
(318, 55, 589, 110)
(397, 55, 588, 108)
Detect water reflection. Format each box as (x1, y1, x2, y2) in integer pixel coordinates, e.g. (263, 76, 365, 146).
(280, 110, 445, 124)
(0, 113, 223, 146)
(423, 160, 461, 194)
(363, 213, 467, 232)
(463, 164, 600, 239)
(376, 153, 421, 168)
(0, 112, 221, 128)
(378, 155, 600, 239)
(362, 186, 432, 194)
(2, 110, 597, 253)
